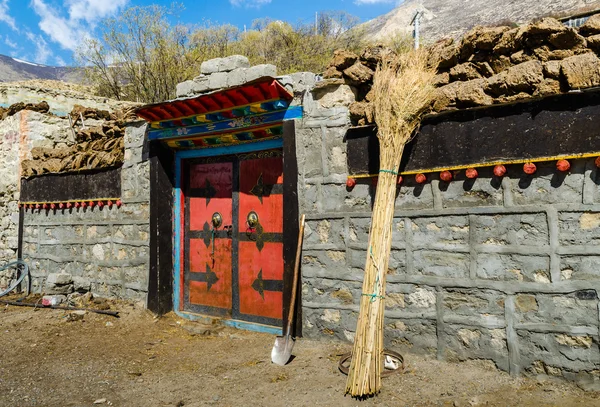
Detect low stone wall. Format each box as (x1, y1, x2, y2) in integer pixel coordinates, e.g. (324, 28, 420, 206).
(20, 122, 149, 302)
(295, 82, 600, 384)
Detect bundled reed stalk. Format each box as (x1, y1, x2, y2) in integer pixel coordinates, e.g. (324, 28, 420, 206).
(345, 50, 437, 398)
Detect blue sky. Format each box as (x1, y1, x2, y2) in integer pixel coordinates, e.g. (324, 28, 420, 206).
(0, 0, 398, 67)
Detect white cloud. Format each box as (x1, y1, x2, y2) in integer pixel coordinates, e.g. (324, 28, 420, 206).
(54, 55, 66, 66)
(26, 31, 52, 64)
(230, 0, 272, 8)
(66, 0, 129, 24)
(0, 0, 17, 31)
(4, 35, 17, 49)
(30, 0, 128, 51)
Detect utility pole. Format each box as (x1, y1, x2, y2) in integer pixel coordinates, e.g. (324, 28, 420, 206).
(410, 9, 424, 49)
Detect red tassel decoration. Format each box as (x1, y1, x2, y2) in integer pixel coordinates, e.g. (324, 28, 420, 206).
(107, 200, 113, 208)
(50, 203, 56, 210)
(346, 178, 356, 189)
(397, 176, 403, 185)
(116, 200, 122, 208)
(36, 204, 41, 210)
(415, 173, 427, 184)
(556, 159, 570, 172)
(439, 171, 453, 182)
(493, 165, 506, 177)
(523, 162, 537, 175)
(66, 202, 73, 209)
(88, 201, 95, 208)
(465, 168, 478, 179)
(75, 202, 81, 208)
(81, 202, 87, 208)
(43, 204, 48, 210)
(595, 157, 600, 168)
(98, 201, 104, 208)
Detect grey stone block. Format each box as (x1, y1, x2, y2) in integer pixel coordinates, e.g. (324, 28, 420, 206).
(208, 72, 229, 91)
(47, 272, 73, 285)
(73, 276, 91, 292)
(413, 250, 470, 278)
(219, 55, 250, 72)
(200, 58, 221, 74)
(191, 77, 210, 93)
(476, 254, 550, 282)
(227, 68, 247, 87)
(245, 64, 277, 82)
(176, 80, 195, 97)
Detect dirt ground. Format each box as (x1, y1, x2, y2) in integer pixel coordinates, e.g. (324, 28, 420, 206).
(1, 297, 599, 407)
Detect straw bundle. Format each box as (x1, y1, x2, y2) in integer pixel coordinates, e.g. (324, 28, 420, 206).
(345, 50, 437, 398)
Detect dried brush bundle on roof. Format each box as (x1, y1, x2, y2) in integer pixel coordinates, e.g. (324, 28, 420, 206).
(345, 49, 437, 398)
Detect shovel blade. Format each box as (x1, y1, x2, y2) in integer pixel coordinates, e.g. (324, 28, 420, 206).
(271, 335, 295, 366)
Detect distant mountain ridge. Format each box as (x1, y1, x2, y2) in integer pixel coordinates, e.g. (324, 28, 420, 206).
(0, 54, 82, 83)
(359, 0, 600, 44)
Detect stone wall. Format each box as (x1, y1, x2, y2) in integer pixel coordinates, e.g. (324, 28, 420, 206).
(294, 80, 600, 386)
(0, 81, 137, 116)
(18, 122, 149, 303)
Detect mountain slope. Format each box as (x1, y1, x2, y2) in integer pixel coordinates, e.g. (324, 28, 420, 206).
(360, 0, 600, 44)
(0, 54, 82, 83)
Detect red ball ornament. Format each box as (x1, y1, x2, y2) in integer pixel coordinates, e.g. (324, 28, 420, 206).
(523, 162, 537, 175)
(346, 177, 356, 189)
(75, 202, 81, 208)
(397, 176, 403, 185)
(465, 168, 478, 179)
(50, 203, 56, 210)
(595, 156, 600, 168)
(439, 170, 453, 182)
(116, 200, 122, 208)
(88, 201, 95, 208)
(556, 159, 570, 172)
(493, 165, 506, 177)
(415, 173, 427, 184)
(42, 203, 48, 210)
(81, 202, 87, 208)
(66, 202, 73, 209)
(107, 200, 113, 208)
(35, 204, 41, 210)
(98, 201, 104, 208)
(59, 203, 64, 209)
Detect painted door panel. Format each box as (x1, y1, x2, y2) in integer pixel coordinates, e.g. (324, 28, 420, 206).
(238, 242, 283, 320)
(185, 162, 233, 314)
(182, 153, 284, 327)
(238, 157, 284, 324)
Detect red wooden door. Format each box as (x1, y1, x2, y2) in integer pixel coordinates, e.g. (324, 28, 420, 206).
(182, 153, 284, 327)
(238, 157, 284, 324)
(184, 162, 233, 316)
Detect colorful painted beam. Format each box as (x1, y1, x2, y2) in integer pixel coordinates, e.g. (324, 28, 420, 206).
(147, 106, 303, 141)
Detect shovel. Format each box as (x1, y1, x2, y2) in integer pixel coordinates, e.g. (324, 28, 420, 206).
(271, 214, 306, 366)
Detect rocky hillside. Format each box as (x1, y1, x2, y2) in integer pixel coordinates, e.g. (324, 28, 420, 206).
(0, 54, 81, 83)
(360, 0, 600, 44)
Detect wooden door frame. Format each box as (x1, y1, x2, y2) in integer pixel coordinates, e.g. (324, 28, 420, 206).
(149, 121, 300, 336)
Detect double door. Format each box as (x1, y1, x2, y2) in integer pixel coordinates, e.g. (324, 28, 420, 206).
(182, 151, 284, 327)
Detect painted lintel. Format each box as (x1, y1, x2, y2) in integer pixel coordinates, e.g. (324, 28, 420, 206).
(149, 106, 303, 141)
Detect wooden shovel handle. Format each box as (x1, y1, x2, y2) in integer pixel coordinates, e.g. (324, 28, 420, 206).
(286, 214, 305, 335)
